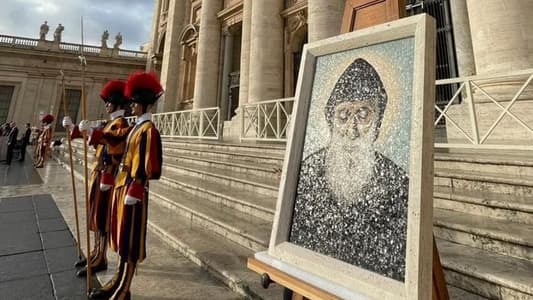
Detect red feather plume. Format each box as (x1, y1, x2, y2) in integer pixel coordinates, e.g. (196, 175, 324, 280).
(42, 114, 54, 123)
(100, 80, 126, 100)
(124, 71, 163, 98)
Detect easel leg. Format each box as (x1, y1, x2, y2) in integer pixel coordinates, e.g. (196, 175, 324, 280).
(433, 236, 449, 300)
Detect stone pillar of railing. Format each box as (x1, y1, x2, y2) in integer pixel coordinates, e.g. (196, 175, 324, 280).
(248, 0, 284, 103)
(158, 0, 187, 113)
(193, 0, 223, 109)
(450, 0, 475, 78)
(238, 0, 252, 106)
(467, 0, 533, 75)
(308, 0, 345, 42)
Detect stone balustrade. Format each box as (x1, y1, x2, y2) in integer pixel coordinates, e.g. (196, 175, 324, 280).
(0, 33, 147, 60)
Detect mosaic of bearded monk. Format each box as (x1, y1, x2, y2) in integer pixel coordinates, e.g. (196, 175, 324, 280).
(290, 58, 409, 281)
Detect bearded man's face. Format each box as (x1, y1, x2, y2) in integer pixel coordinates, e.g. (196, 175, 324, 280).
(325, 100, 379, 205)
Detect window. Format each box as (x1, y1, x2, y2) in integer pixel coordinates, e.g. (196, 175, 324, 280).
(0, 85, 14, 124)
(55, 89, 81, 131)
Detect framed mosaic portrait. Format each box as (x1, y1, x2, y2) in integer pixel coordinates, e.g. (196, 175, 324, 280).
(266, 14, 436, 299)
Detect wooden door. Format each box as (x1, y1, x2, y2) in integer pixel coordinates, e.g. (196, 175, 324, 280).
(341, 0, 406, 32)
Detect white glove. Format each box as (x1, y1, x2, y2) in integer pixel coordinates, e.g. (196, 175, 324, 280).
(62, 116, 74, 129)
(100, 184, 112, 191)
(124, 195, 141, 205)
(79, 120, 91, 132)
(124, 183, 144, 205)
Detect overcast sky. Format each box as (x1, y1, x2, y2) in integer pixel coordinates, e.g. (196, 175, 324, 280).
(0, 0, 154, 50)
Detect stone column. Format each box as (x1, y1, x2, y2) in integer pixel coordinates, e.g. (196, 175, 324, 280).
(308, 0, 345, 42)
(238, 0, 252, 106)
(220, 29, 234, 120)
(146, 0, 162, 71)
(449, 0, 475, 77)
(193, 0, 223, 109)
(248, 0, 284, 102)
(466, 0, 533, 74)
(158, 0, 186, 113)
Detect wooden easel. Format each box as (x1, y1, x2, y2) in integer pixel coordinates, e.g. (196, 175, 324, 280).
(248, 238, 448, 300)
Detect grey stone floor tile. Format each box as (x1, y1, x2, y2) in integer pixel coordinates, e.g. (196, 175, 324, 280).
(36, 207, 62, 220)
(44, 246, 80, 273)
(41, 230, 75, 249)
(0, 220, 38, 235)
(0, 232, 42, 256)
(38, 218, 68, 232)
(0, 196, 34, 213)
(33, 194, 56, 209)
(0, 274, 54, 300)
(0, 210, 37, 225)
(0, 251, 47, 282)
(50, 270, 88, 300)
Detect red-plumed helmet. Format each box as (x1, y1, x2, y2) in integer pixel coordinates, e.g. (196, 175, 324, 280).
(100, 80, 127, 106)
(42, 114, 54, 124)
(124, 71, 163, 105)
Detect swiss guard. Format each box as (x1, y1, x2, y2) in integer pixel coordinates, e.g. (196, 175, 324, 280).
(89, 71, 163, 300)
(34, 114, 54, 168)
(62, 80, 131, 277)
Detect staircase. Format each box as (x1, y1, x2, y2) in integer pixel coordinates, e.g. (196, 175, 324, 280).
(434, 151, 533, 300)
(55, 139, 533, 299)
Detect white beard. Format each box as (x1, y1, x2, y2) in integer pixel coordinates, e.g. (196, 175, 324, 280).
(325, 131, 376, 206)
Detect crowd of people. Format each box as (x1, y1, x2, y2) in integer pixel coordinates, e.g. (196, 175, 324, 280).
(0, 122, 33, 164)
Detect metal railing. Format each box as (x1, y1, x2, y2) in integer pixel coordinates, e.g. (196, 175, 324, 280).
(240, 98, 294, 141)
(435, 68, 533, 150)
(90, 107, 221, 140)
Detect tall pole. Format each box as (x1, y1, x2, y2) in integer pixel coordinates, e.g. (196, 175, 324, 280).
(79, 16, 92, 293)
(60, 70, 82, 260)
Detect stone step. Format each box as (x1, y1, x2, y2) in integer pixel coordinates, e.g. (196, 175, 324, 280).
(438, 239, 533, 299)
(434, 186, 533, 225)
(159, 170, 275, 221)
(162, 162, 279, 198)
(164, 145, 283, 166)
(148, 198, 283, 300)
(434, 168, 533, 195)
(163, 139, 286, 157)
(434, 208, 533, 261)
(435, 152, 533, 177)
(447, 286, 490, 300)
(164, 151, 280, 181)
(149, 181, 271, 252)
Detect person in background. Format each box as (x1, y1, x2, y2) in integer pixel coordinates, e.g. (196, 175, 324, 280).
(34, 114, 54, 168)
(19, 123, 32, 162)
(5, 122, 18, 165)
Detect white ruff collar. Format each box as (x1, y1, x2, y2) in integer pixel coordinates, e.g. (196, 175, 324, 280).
(109, 109, 125, 120)
(135, 113, 152, 125)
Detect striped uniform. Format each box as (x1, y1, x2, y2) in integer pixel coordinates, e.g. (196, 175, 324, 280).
(110, 119, 162, 263)
(88, 117, 130, 234)
(34, 125, 53, 168)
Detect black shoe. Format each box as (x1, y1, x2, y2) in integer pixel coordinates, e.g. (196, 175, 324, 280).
(88, 288, 112, 299)
(74, 257, 87, 268)
(76, 262, 108, 277)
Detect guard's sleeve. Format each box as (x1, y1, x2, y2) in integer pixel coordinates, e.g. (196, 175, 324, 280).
(131, 127, 162, 181)
(100, 118, 131, 146)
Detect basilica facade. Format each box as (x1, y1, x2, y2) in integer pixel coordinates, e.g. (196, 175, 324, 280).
(149, 0, 533, 143)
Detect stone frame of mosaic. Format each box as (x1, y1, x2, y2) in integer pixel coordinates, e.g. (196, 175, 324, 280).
(266, 14, 436, 300)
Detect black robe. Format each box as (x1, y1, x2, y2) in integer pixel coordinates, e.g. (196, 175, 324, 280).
(289, 148, 409, 281)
